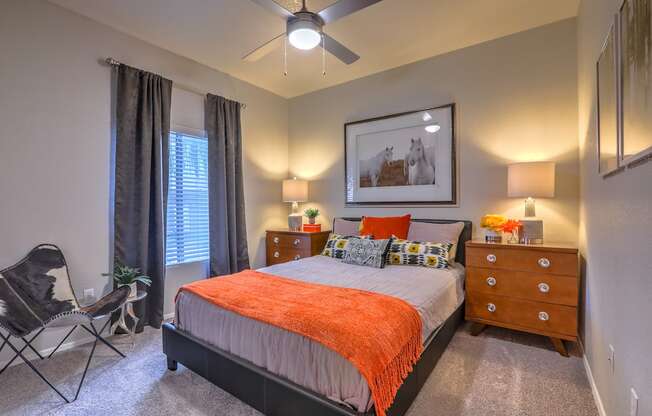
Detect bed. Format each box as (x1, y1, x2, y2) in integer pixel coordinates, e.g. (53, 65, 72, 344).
(163, 218, 472, 416)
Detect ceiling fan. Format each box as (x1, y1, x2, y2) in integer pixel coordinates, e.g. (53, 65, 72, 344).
(243, 0, 383, 65)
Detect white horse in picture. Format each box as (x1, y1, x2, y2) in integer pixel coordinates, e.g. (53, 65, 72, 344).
(360, 146, 393, 186)
(405, 138, 436, 185)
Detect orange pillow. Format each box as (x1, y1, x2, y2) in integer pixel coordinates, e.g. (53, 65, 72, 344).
(359, 215, 411, 239)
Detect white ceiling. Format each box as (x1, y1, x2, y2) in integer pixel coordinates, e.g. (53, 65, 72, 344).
(49, 0, 579, 98)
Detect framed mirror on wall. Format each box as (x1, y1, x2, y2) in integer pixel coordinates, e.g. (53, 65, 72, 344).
(596, 16, 620, 175)
(620, 0, 652, 167)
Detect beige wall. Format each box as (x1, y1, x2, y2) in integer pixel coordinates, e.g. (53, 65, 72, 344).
(288, 19, 579, 244)
(6, 4, 649, 412)
(0, 0, 288, 362)
(577, 1, 652, 415)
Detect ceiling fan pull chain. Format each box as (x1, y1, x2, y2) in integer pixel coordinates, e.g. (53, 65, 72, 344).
(322, 34, 326, 76)
(284, 35, 288, 76)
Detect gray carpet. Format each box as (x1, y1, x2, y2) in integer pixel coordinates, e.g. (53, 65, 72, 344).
(0, 324, 598, 416)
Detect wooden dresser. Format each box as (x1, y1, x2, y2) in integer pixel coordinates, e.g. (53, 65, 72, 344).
(464, 240, 579, 356)
(266, 229, 331, 266)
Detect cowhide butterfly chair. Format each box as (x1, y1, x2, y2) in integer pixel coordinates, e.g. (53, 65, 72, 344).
(0, 244, 130, 402)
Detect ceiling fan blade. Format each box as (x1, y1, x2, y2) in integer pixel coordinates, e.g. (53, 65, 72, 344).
(249, 0, 295, 19)
(242, 33, 285, 62)
(322, 33, 359, 65)
(317, 0, 383, 24)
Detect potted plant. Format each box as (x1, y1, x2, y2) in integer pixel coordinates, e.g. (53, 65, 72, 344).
(304, 207, 320, 225)
(103, 263, 152, 300)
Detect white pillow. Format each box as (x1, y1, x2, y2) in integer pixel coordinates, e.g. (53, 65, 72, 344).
(406, 222, 465, 262)
(332, 218, 360, 236)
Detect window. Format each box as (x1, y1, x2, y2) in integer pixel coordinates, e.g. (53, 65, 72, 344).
(166, 131, 209, 265)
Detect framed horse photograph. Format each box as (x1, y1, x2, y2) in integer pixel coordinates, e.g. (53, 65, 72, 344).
(344, 104, 456, 205)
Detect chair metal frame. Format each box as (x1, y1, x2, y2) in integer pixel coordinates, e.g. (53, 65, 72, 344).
(0, 244, 130, 403)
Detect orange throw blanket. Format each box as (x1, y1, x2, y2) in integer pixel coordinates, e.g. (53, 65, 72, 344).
(178, 270, 423, 416)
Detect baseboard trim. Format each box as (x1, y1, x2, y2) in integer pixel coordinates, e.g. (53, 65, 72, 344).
(1, 315, 175, 369)
(0, 333, 96, 369)
(583, 353, 607, 416)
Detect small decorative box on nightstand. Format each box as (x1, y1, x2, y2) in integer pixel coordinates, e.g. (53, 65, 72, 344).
(266, 229, 331, 266)
(464, 240, 579, 356)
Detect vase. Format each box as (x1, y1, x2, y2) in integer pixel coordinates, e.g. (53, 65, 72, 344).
(120, 282, 138, 300)
(484, 229, 502, 243)
(507, 229, 519, 244)
(308, 217, 316, 224)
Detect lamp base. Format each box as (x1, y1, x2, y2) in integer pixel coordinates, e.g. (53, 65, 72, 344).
(520, 219, 543, 244)
(288, 214, 303, 231)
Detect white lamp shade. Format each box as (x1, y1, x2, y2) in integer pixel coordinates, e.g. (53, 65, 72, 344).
(282, 178, 308, 202)
(507, 162, 555, 198)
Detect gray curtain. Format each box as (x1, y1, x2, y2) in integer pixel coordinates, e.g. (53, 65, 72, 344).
(205, 94, 250, 276)
(114, 64, 172, 331)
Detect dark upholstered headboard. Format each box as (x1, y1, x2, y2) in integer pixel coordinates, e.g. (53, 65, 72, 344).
(335, 218, 473, 266)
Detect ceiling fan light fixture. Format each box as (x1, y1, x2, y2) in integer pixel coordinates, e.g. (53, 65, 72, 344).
(288, 28, 321, 50)
(287, 14, 323, 50)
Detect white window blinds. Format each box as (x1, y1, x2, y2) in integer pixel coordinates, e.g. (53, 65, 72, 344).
(166, 131, 210, 265)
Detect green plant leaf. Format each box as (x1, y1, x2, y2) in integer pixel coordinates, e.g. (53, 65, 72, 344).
(304, 207, 320, 218)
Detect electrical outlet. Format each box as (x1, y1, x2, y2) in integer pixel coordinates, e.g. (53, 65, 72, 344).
(608, 344, 615, 374)
(630, 388, 639, 416)
(83, 288, 95, 300)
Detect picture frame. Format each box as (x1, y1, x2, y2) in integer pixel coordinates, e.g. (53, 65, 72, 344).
(344, 104, 456, 206)
(619, 0, 652, 167)
(596, 16, 621, 175)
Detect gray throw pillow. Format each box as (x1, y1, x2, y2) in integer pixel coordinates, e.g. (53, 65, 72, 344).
(342, 237, 392, 269)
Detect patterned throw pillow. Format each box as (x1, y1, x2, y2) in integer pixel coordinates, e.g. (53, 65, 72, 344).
(321, 234, 369, 259)
(387, 239, 452, 269)
(342, 238, 392, 269)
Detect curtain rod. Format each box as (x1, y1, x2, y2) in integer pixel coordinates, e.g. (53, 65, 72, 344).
(104, 57, 247, 109)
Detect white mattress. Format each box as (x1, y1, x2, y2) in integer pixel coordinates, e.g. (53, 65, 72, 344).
(175, 255, 465, 412)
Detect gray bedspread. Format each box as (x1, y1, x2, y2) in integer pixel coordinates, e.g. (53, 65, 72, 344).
(175, 255, 465, 412)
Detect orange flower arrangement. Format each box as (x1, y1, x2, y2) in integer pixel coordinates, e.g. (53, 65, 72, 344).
(500, 219, 522, 233)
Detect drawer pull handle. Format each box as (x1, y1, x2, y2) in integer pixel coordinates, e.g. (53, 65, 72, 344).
(538, 257, 551, 268)
(538, 311, 549, 321)
(293, 239, 301, 246)
(486, 277, 497, 287)
(294, 255, 301, 261)
(273, 237, 280, 244)
(538, 283, 550, 293)
(486, 254, 497, 263)
(487, 303, 496, 313)
(273, 251, 280, 258)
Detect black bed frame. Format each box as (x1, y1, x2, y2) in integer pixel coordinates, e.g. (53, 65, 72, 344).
(163, 219, 472, 416)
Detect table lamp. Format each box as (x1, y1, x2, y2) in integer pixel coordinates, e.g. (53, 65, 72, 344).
(282, 177, 308, 231)
(507, 162, 555, 244)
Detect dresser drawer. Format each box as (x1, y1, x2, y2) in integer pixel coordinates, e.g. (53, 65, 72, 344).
(466, 247, 578, 276)
(466, 267, 578, 306)
(266, 246, 311, 265)
(267, 233, 311, 249)
(466, 293, 577, 337)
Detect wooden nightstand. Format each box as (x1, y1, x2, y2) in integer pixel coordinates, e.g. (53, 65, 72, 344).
(266, 229, 331, 266)
(464, 240, 579, 356)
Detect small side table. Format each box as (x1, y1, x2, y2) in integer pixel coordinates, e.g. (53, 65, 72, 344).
(265, 229, 331, 266)
(111, 290, 147, 346)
